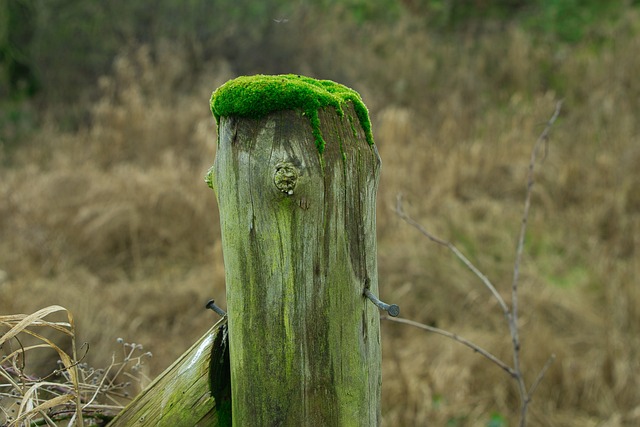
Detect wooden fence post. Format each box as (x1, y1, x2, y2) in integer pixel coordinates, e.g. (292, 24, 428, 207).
(208, 75, 382, 426)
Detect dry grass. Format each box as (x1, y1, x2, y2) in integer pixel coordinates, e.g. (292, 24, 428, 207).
(1, 10, 640, 426)
(1, 305, 153, 426)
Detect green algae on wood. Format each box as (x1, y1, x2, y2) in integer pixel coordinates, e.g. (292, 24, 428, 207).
(210, 74, 374, 153)
(209, 105, 382, 425)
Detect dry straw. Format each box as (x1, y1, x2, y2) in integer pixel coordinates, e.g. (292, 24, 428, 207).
(1, 306, 151, 426)
(1, 305, 83, 426)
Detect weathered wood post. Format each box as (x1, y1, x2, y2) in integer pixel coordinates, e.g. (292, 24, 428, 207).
(208, 74, 383, 426)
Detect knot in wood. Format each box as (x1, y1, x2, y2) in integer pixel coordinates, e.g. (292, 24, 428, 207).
(274, 162, 299, 196)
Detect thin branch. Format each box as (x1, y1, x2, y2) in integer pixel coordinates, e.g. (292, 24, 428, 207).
(392, 102, 562, 427)
(381, 315, 516, 378)
(527, 354, 556, 399)
(395, 194, 511, 318)
(82, 358, 116, 409)
(511, 100, 563, 341)
(511, 101, 563, 426)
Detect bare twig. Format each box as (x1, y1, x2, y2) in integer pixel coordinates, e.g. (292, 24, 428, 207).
(395, 194, 510, 318)
(527, 354, 557, 400)
(511, 101, 563, 326)
(511, 101, 562, 427)
(381, 315, 516, 377)
(393, 102, 562, 427)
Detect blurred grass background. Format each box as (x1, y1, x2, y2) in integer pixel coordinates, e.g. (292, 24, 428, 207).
(1, 0, 639, 425)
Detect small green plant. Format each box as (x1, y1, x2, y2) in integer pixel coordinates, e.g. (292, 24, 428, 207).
(487, 412, 507, 427)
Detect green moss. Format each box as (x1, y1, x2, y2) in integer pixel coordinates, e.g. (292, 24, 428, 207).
(210, 74, 374, 153)
(347, 115, 358, 138)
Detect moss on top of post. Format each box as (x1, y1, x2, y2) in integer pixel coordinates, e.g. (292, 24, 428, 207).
(210, 74, 374, 153)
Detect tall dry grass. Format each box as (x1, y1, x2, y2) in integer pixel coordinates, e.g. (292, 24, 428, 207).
(1, 42, 230, 379)
(1, 10, 640, 426)
(371, 14, 640, 425)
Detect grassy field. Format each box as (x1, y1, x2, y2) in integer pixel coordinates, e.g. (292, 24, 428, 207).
(2, 3, 640, 426)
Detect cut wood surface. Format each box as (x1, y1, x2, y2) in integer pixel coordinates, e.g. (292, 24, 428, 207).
(108, 318, 230, 427)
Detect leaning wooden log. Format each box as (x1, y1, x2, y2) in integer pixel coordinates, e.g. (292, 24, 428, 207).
(107, 318, 230, 427)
